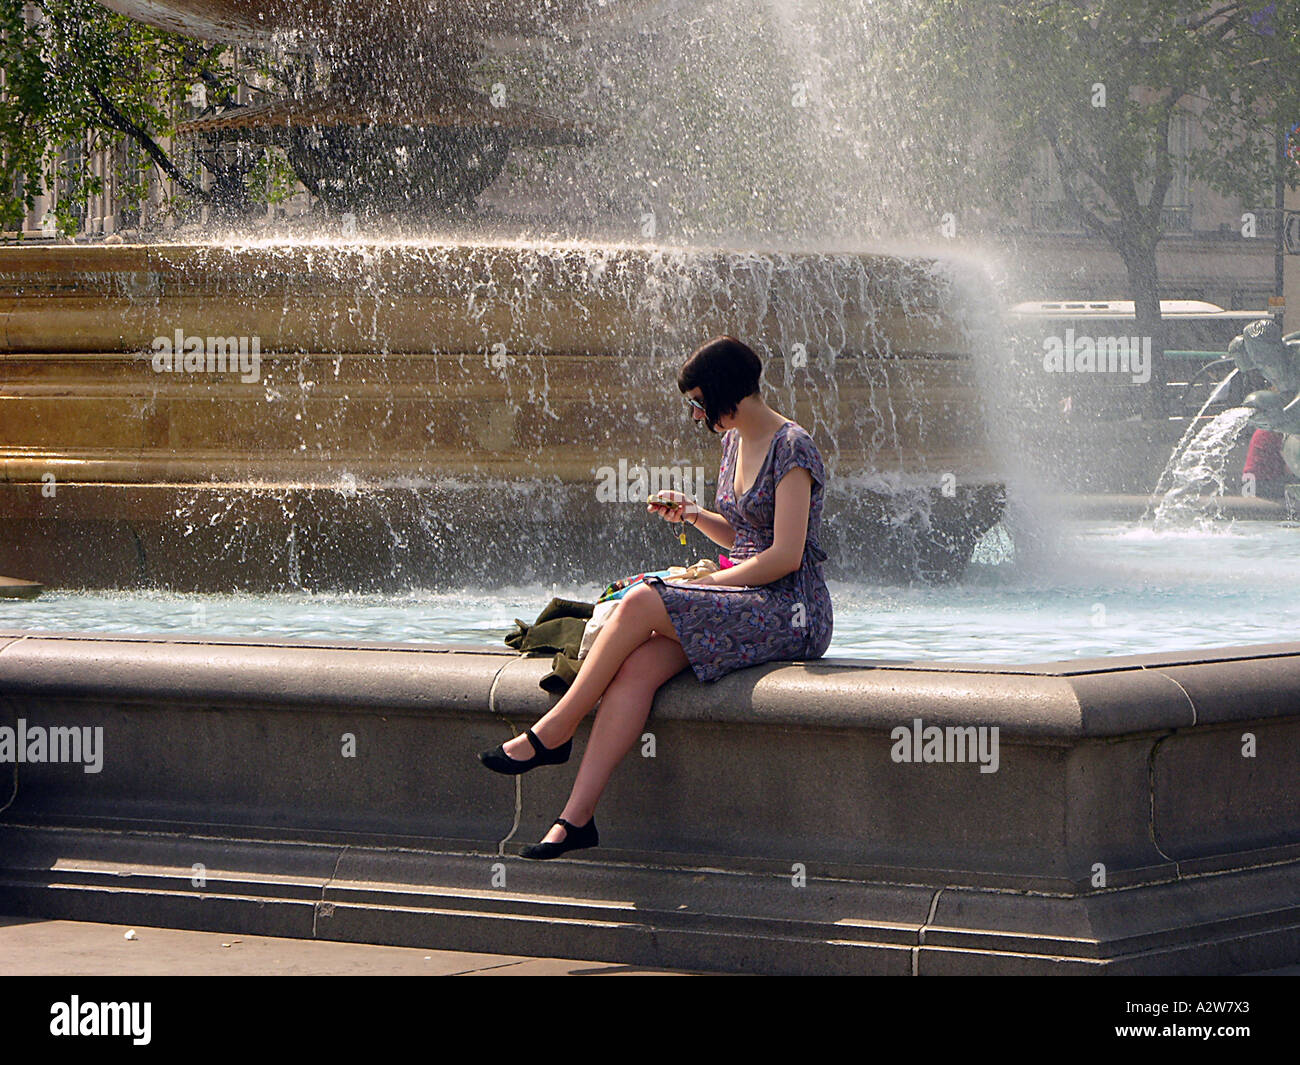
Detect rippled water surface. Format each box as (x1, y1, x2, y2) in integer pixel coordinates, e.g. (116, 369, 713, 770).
(4, 521, 1298, 664)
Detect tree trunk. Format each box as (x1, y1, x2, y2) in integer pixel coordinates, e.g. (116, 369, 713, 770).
(1117, 237, 1168, 417)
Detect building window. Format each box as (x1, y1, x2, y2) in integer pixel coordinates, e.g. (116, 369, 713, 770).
(60, 138, 87, 228)
(119, 139, 144, 229)
(1029, 143, 1084, 234)
(1163, 112, 1192, 234)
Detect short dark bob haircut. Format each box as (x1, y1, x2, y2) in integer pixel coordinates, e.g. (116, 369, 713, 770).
(677, 335, 764, 433)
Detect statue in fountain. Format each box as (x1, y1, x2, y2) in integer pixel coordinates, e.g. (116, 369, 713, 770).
(1229, 319, 1300, 481)
(94, 0, 600, 214)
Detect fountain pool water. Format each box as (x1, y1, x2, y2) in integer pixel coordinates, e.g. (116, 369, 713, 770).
(7, 519, 1299, 663)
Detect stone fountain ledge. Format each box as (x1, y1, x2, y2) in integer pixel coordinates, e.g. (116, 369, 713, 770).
(0, 241, 972, 356)
(0, 239, 1007, 586)
(0, 630, 1297, 974)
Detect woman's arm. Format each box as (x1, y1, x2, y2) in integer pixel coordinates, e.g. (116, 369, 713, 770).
(685, 506, 736, 550)
(697, 468, 812, 587)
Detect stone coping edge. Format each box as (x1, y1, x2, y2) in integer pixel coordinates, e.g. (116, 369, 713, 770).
(2, 629, 1298, 738)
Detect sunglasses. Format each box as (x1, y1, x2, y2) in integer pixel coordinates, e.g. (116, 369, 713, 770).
(684, 395, 706, 412)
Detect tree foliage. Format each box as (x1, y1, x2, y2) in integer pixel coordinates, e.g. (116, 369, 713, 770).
(898, 0, 1300, 412)
(0, 0, 299, 234)
(908, 0, 1300, 248)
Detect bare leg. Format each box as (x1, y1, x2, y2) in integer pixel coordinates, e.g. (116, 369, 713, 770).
(539, 633, 690, 844)
(500, 582, 680, 760)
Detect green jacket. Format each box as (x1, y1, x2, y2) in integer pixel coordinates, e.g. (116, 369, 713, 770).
(504, 596, 595, 694)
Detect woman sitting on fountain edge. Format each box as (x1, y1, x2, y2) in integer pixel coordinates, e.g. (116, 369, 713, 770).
(478, 335, 834, 858)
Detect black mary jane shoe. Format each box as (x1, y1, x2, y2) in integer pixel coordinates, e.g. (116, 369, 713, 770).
(519, 816, 598, 860)
(478, 727, 572, 776)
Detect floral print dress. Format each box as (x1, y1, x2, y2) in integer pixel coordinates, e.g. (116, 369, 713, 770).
(644, 420, 833, 682)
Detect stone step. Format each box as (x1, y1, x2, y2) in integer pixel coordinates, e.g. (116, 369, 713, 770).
(3, 823, 1299, 974)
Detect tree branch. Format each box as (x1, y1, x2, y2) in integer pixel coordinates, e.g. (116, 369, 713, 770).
(86, 82, 209, 202)
(1042, 123, 1120, 244)
(1069, 134, 1130, 215)
(1183, 3, 1244, 35)
(1042, 114, 1125, 220)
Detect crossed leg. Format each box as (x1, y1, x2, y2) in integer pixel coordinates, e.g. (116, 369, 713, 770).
(494, 582, 692, 845)
(500, 582, 685, 760)
(540, 632, 689, 843)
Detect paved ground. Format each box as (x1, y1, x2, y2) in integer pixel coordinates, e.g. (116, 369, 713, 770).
(0, 916, 702, 975)
(2, 916, 1294, 975)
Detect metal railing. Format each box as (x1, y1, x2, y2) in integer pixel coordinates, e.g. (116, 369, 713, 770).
(1030, 201, 1194, 234)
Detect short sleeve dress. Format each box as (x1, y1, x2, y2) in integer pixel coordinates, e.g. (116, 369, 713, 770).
(643, 420, 834, 682)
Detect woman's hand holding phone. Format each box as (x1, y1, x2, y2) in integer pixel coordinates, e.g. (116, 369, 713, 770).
(645, 490, 699, 524)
